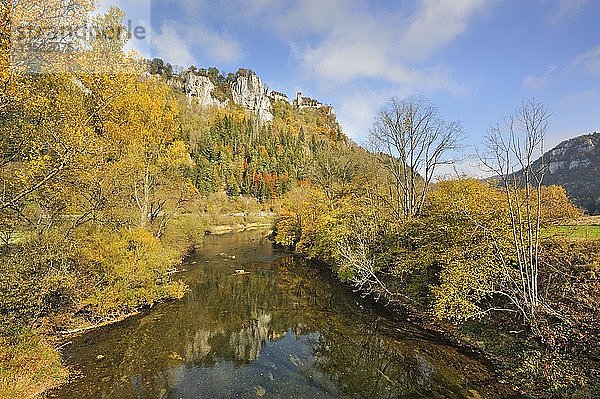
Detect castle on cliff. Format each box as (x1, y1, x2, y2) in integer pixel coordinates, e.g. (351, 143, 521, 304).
(269, 90, 334, 114)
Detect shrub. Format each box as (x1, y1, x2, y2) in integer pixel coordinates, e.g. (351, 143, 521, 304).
(77, 227, 186, 318)
(0, 332, 67, 399)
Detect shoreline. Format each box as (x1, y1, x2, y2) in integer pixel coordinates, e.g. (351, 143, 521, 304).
(288, 253, 529, 397)
(54, 222, 275, 341)
(38, 222, 275, 398)
(304, 258, 519, 390)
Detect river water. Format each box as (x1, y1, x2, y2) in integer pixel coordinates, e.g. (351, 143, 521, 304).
(51, 230, 517, 399)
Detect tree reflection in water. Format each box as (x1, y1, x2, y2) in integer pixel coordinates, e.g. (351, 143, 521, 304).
(51, 230, 515, 399)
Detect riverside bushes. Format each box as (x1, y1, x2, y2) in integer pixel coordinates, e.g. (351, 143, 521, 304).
(273, 177, 599, 397)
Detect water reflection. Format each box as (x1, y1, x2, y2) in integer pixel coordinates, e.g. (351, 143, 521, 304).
(51, 230, 516, 399)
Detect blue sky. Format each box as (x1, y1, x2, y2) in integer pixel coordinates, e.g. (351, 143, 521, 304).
(101, 0, 600, 172)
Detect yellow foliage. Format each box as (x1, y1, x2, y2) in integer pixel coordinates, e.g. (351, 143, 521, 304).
(424, 179, 516, 321)
(273, 183, 328, 249)
(0, 4, 199, 397)
(538, 185, 583, 224)
(77, 227, 186, 316)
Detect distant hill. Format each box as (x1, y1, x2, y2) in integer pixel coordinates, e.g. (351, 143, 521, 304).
(538, 132, 600, 214)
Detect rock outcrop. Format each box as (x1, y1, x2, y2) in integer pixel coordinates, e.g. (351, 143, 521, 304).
(528, 132, 600, 214)
(183, 72, 226, 108)
(231, 72, 273, 122)
(177, 70, 273, 122)
(149, 62, 335, 124)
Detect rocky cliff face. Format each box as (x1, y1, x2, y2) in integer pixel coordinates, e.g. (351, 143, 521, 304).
(231, 72, 273, 122)
(183, 72, 227, 108)
(178, 70, 273, 122)
(536, 132, 600, 214)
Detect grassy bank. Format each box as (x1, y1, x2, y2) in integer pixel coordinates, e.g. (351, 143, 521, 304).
(0, 333, 68, 399)
(543, 225, 600, 239)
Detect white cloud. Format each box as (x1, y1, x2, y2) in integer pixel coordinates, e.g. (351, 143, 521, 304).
(151, 21, 242, 67)
(152, 23, 196, 67)
(544, 0, 589, 24)
(187, 25, 242, 64)
(334, 85, 420, 140)
(402, 0, 489, 61)
(271, 0, 488, 92)
(522, 44, 600, 92)
(571, 45, 600, 74)
(523, 65, 557, 90)
(336, 90, 389, 140)
(274, 0, 351, 36)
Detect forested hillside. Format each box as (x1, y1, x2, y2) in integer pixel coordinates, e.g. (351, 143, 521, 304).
(145, 57, 349, 201)
(180, 94, 347, 200)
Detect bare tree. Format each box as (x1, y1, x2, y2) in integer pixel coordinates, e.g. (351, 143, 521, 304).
(480, 99, 550, 324)
(368, 97, 463, 219)
(339, 237, 390, 301)
(309, 142, 360, 210)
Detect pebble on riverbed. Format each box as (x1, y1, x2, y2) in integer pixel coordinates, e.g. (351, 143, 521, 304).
(255, 385, 266, 397)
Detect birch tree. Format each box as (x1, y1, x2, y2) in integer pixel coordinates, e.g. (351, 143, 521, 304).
(481, 99, 550, 324)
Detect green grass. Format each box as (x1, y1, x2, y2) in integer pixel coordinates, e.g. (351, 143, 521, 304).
(543, 225, 600, 240)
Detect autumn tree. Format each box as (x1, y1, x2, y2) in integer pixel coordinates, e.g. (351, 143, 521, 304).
(0, 1, 97, 233)
(7, 0, 95, 76)
(72, 9, 195, 232)
(422, 179, 517, 321)
(0, 3, 138, 238)
(368, 97, 462, 219)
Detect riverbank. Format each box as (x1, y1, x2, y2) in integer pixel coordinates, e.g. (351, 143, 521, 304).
(285, 243, 600, 399)
(205, 221, 273, 235)
(355, 283, 522, 392)
(53, 218, 275, 336)
(297, 258, 518, 393)
(0, 213, 275, 399)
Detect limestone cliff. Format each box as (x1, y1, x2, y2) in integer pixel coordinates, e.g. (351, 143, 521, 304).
(183, 72, 227, 108)
(147, 59, 334, 125)
(533, 132, 600, 214)
(176, 69, 273, 122)
(231, 72, 273, 122)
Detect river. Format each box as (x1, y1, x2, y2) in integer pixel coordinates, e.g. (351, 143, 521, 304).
(50, 229, 517, 399)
